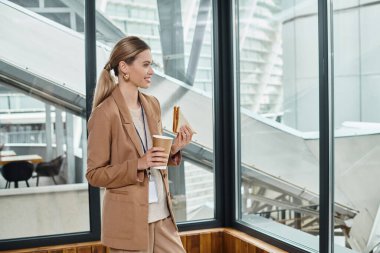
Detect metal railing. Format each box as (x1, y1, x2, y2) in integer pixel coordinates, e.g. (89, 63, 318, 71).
(1, 131, 47, 144)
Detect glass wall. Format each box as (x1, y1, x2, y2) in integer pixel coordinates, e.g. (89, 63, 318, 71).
(95, 0, 215, 222)
(236, 0, 321, 249)
(333, 0, 380, 252)
(0, 0, 89, 240)
(3, 0, 377, 252)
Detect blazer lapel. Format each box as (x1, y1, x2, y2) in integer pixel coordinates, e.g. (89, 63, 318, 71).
(111, 86, 144, 157)
(139, 92, 160, 136)
(139, 93, 168, 177)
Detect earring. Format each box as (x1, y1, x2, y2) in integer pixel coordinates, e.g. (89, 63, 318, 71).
(123, 73, 130, 81)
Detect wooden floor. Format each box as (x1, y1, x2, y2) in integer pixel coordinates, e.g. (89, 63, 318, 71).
(1, 228, 287, 253)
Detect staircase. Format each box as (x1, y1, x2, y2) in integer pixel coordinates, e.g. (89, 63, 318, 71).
(184, 162, 214, 220)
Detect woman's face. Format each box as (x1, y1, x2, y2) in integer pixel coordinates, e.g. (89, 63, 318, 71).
(125, 49, 154, 89)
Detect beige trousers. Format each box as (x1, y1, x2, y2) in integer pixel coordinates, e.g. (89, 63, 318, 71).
(110, 217, 186, 253)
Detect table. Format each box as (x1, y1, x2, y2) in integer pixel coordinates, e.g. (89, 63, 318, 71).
(0, 150, 16, 157)
(0, 154, 43, 166)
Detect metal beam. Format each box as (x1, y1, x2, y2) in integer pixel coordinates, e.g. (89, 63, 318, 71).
(185, 0, 211, 85)
(251, 194, 348, 225)
(318, 0, 335, 252)
(213, 0, 235, 228)
(0, 61, 85, 117)
(64, 0, 125, 43)
(85, 0, 101, 241)
(157, 0, 186, 83)
(252, 194, 318, 217)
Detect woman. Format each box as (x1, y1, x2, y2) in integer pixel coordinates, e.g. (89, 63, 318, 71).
(86, 36, 192, 253)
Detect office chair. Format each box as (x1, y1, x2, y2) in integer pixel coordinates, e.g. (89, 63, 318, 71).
(1, 161, 34, 188)
(34, 155, 65, 186)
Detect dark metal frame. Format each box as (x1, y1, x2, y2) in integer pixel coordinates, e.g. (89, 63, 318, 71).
(85, 0, 102, 243)
(318, 0, 334, 252)
(1, 0, 336, 251)
(212, 0, 235, 229)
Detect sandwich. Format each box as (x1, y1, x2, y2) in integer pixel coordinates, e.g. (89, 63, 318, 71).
(172, 106, 196, 134)
(173, 105, 180, 133)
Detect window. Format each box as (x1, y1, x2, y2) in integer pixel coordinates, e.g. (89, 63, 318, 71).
(96, 0, 215, 223)
(236, 0, 321, 250)
(333, 1, 380, 252)
(2, 0, 369, 251)
(0, 0, 89, 241)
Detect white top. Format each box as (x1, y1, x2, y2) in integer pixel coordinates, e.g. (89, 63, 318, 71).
(130, 106, 170, 223)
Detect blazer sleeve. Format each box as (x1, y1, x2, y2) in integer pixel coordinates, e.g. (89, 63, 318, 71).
(152, 96, 182, 167)
(86, 107, 140, 188)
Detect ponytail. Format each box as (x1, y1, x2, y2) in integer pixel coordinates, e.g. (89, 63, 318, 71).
(91, 64, 116, 111)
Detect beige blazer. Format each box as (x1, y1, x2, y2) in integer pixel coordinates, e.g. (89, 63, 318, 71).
(86, 86, 182, 250)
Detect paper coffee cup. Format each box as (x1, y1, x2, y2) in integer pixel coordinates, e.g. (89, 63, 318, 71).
(152, 135, 173, 169)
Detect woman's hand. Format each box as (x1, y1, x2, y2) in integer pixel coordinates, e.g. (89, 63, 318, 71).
(171, 125, 193, 155)
(137, 147, 169, 170)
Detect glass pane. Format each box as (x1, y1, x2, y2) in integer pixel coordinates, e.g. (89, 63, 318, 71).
(333, 0, 380, 252)
(0, 0, 89, 240)
(237, 0, 320, 249)
(96, 0, 215, 222)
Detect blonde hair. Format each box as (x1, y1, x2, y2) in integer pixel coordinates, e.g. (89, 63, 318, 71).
(91, 36, 150, 111)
